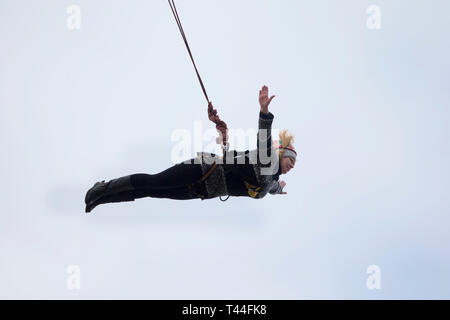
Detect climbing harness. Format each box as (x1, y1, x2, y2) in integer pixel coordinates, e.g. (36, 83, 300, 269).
(186, 162, 219, 200)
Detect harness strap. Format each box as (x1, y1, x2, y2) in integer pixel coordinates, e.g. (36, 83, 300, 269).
(200, 163, 219, 182)
(244, 181, 261, 198)
(187, 162, 219, 200)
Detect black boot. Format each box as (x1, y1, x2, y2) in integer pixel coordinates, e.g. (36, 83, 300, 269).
(85, 175, 136, 213)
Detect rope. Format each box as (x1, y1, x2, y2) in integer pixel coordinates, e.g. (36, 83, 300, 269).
(207, 102, 228, 150)
(167, 0, 228, 152)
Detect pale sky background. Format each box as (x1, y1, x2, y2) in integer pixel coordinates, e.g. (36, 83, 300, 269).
(1, 0, 449, 299)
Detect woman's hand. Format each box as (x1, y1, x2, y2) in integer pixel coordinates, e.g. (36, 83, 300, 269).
(279, 180, 287, 194)
(259, 85, 275, 114)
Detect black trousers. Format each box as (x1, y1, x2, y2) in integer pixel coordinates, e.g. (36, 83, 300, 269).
(129, 159, 207, 200)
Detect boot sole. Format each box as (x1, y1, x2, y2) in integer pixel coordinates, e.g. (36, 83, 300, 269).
(85, 180, 106, 205)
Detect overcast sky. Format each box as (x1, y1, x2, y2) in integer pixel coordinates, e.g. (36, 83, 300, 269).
(1, 0, 450, 299)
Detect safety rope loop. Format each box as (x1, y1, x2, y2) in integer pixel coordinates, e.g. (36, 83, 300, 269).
(207, 102, 229, 153)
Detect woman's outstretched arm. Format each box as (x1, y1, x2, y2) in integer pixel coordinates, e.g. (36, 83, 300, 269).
(259, 85, 276, 115)
(257, 85, 277, 173)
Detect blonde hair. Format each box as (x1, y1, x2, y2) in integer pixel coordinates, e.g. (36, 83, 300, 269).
(277, 129, 295, 160)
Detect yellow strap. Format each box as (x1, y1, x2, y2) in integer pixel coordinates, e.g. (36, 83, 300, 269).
(244, 181, 261, 198)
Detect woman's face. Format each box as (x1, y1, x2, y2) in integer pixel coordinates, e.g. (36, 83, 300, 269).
(281, 157, 296, 174)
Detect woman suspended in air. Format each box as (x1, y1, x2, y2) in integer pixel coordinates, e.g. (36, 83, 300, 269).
(84, 85, 297, 213)
(84, 2, 298, 212)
